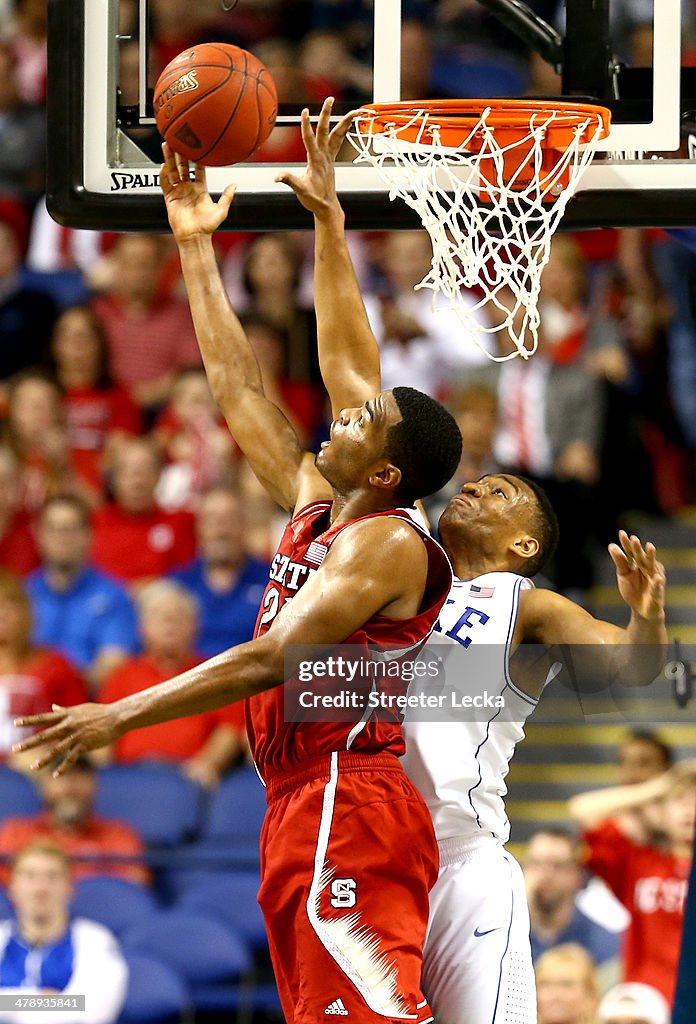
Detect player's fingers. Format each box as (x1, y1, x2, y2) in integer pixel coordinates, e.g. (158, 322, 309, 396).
(216, 183, 237, 217)
(608, 542, 631, 575)
(51, 747, 83, 779)
(194, 163, 206, 185)
(161, 142, 178, 179)
(316, 96, 334, 143)
(300, 107, 320, 160)
(275, 172, 304, 194)
(12, 722, 70, 755)
(173, 149, 190, 183)
(329, 107, 360, 157)
(13, 711, 64, 731)
(30, 734, 79, 773)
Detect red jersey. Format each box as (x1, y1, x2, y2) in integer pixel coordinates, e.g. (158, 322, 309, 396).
(91, 503, 196, 583)
(584, 819, 690, 1001)
(0, 650, 87, 760)
(100, 654, 245, 763)
(246, 501, 452, 782)
(64, 384, 141, 490)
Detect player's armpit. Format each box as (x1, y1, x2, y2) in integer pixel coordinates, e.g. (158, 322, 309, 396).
(516, 588, 621, 646)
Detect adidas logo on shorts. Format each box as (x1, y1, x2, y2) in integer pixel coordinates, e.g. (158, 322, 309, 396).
(325, 998, 349, 1015)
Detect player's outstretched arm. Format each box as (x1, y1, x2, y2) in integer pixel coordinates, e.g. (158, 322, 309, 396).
(517, 531, 667, 689)
(568, 758, 696, 831)
(277, 98, 382, 417)
(13, 517, 427, 774)
(161, 144, 326, 512)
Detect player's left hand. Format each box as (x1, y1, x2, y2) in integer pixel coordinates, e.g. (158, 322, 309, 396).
(608, 530, 666, 622)
(12, 703, 124, 776)
(160, 143, 237, 244)
(275, 96, 359, 219)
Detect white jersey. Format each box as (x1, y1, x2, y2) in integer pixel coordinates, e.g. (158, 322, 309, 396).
(402, 571, 538, 845)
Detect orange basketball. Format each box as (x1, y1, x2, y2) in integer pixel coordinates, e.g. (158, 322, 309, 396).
(154, 43, 278, 167)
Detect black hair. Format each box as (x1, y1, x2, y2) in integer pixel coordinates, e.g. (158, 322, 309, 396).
(386, 387, 462, 504)
(622, 728, 673, 768)
(513, 475, 560, 578)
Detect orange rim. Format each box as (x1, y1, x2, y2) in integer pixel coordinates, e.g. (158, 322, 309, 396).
(355, 99, 611, 149)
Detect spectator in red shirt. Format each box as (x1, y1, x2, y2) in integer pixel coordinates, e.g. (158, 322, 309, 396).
(98, 579, 245, 786)
(569, 761, 696, 1003)
(0, 568, 86, 762)
(51, 305, 142, 499)
(90, 438, 196, 584)
(0, 756, 148, 885)
(153, 368, 235, 512)
(0, 446, 38, 576)
(91, 234, 201, 411)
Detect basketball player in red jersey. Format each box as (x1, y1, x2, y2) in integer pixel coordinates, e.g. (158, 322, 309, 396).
(12, 122, 462, 1023)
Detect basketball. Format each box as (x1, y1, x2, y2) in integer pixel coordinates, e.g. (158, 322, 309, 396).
(154, 43, 278, 167)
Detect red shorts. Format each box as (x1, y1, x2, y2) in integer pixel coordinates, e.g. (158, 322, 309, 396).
(258, 751, 438, 1024)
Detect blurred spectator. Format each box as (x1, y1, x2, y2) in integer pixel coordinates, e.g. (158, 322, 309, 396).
(614, 730, 673, 843)
(99, 580, 246, 785)
(91, 234, 201, 412)
(90, 438, 196, 585)
(298, 30, 372, 101)
(577, 731, 673, 936)
(238, 233, 322, 390)
(652, 236, 696, 452)
(568, 760, 696, 1001)
(171, 486, 269, 659)
(363, 231, 489, 400)
(26, 496, 137, 692)
(153, 368, 235, 512)
(2, 0, 47, 106)
(3, 371, 81, 518)
(237, 458, 287, 562)
(524, 829, 619, 968)
(539, 237, 624, 368)
(0, 569, 85, 761)
(0, 758, 148, 885)
(241, 314, 325, 445)
(50, 305, 142, 499)
(597, 983, 670, 1024)
(424, 384, 500, 526)
(0, 222, 56, 383)
(470, 293, 605, 595)
(0, 43, 44, 205)
(27, 198, 105, 275)
(0, 446, 38, 575)
(0, 842, 128, 1024)
(149, 0, 228, 75)
(536, 943, 601, 1024)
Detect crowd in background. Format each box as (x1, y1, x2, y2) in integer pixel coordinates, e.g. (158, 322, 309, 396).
(0, 0, 692, 1021)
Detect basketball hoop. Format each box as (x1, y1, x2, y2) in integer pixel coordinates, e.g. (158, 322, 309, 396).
(349, 99, 611, 361)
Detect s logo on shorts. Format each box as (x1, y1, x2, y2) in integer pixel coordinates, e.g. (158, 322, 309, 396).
(330, 878, 357, 909)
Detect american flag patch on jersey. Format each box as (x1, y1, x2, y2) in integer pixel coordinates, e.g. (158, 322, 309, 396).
(305, 542, 328, 566)
(470, 584, 495, 598)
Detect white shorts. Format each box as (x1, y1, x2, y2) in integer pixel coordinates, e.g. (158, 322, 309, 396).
(422, 837, 537, 1024)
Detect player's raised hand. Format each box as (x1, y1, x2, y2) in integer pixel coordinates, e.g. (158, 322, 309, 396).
(12, 703, 124, 776)
(608, 530, 666, 622)
(160, 143, 237, 243)
(276, 96, 358, 219)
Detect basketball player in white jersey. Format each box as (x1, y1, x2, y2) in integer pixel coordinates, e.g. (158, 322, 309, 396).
(278, 98, 668, 1024)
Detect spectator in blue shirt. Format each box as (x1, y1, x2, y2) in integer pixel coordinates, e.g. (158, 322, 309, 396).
(0, 841, 127, 1024)
(524, 829, 621, 970)
(170, 486, 268, 658)
(26, 496, 137, 692)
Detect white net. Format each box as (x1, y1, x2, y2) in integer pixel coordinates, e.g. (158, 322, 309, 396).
(348, 105, 608, 362)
